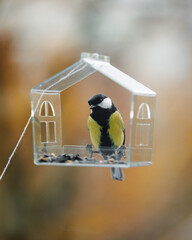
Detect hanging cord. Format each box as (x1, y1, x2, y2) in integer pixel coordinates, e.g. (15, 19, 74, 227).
(0, 61, 88, 181)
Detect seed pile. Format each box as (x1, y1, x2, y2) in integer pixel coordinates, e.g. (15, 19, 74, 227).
(38, 152, 101, 164)
(39, 153, 84, 163)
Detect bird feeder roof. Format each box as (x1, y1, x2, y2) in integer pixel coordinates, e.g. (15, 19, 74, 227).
(32, 52, 156, 96)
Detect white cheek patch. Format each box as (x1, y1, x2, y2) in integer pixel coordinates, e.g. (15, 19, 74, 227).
(98, 97, 112, 109)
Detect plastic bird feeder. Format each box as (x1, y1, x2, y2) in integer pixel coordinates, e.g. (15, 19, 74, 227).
(31, 52, 156, 168)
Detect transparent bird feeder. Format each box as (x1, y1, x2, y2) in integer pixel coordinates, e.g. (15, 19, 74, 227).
(31, 52, 156, 169)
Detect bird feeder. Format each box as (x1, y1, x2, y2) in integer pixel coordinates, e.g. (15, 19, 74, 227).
(31, 52, 156, 169)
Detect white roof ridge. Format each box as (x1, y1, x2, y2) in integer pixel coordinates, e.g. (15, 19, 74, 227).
(83, 57, 156, 96)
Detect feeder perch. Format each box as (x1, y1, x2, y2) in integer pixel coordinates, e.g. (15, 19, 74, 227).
(31, 52, 156, 168)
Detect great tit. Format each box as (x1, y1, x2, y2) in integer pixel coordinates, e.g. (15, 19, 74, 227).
(87, 94, 125, 181)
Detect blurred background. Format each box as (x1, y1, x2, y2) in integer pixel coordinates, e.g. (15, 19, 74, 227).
(0, 0, 192, 239)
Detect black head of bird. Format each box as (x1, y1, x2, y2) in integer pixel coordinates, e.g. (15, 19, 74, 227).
(88, 94, 117, 122)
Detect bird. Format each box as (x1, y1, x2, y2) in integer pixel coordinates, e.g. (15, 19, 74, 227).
(87, 94, 125, 181)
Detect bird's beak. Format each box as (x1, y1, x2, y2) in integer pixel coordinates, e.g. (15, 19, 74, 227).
(90, 105, 95, 109)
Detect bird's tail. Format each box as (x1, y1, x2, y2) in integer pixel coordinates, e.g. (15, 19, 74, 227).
(111, 167, 124, 181)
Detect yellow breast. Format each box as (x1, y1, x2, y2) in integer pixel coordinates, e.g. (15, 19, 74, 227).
(87, 116, 101, 150)
(108, 110, 125, 147)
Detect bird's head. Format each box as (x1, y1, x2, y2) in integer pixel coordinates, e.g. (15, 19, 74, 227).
(88, 94, 113, 111)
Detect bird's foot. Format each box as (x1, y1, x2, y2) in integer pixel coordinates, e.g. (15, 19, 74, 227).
(119, 145, 126, 157)
(86, 144, 93, 158)
(86, 144, 100, 158)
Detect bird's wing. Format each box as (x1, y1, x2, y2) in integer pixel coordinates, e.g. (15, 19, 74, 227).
(108, 110, 125, 148)
(87, 116, 101, 150)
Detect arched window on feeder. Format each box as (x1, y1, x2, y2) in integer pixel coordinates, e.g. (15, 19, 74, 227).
(39, 101, 56, 143)
(39, 101, 55, 117)
(135, 103, 151, 147)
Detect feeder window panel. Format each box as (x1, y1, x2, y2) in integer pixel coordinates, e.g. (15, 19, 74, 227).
(40, 121, 56, 143)
(48, 121, 56, 143)
(135, 123, 150, 146)
(40, 122, 47, 143)
(39, 101, 55, 117)
(137, 103, 151, 120)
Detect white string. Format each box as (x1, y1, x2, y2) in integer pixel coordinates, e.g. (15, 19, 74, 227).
(0, 61, 88, 181)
